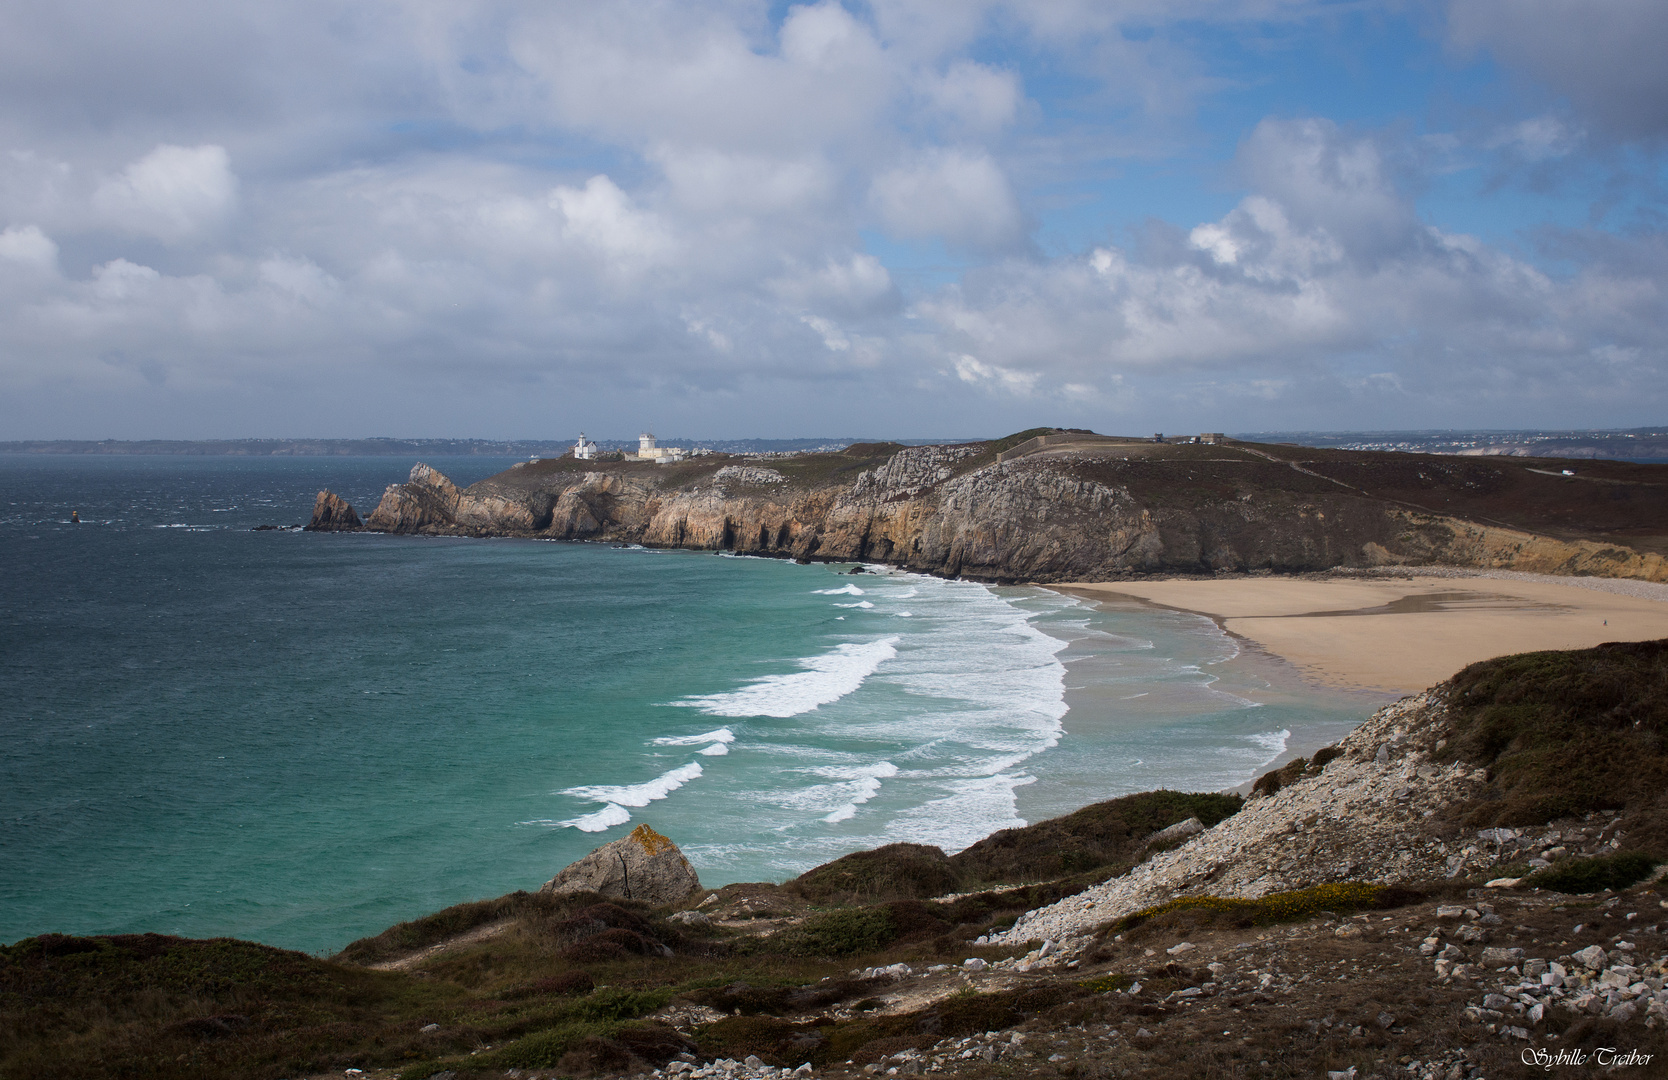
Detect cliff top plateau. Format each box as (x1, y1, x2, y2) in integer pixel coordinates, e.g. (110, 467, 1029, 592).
(306, 428, 1668, 583)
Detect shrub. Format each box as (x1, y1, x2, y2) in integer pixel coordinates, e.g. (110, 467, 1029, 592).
(1443, 639, 1668, 829)
(1113, 882, 1391, 933)
(1526, 852, 1661, 894)
(792, 844, 960, 904)
(950, 790, 1242, 886)
(772, 907, 897, 957)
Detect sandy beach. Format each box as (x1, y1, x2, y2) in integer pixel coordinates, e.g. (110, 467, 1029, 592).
(1060, 571, 1668, 694)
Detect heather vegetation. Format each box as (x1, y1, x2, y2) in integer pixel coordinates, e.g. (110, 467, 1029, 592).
(1441, 639, 1668, 843)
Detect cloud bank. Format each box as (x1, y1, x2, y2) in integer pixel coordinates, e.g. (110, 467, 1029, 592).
(0, 0, 1663, 437)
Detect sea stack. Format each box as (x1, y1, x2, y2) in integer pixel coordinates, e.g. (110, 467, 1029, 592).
(542, 824, 701, 905)
(305, 490, 361, 530)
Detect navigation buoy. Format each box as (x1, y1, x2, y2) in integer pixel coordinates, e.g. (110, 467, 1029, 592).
(71, 510, 80, 524)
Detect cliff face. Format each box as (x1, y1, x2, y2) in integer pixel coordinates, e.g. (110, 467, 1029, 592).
(312, 435, 1668, 583)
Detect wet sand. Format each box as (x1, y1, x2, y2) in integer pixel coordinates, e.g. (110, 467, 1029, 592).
(1059, 572, 1668, 694)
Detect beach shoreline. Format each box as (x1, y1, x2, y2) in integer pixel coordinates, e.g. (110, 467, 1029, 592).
(1052, 568, 1668, 697)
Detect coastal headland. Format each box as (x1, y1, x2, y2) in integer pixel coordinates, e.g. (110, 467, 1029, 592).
(309, 429, 1668, 585)
(9, 434, 1668, 1077)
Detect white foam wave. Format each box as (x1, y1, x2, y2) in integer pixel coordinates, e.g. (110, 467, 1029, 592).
(652, 727, 736, 747)
(894, 611, 912, 617)
(814, 584, 865, 595)
(677, 636, 899, 718)
(1249, 728, 1291, 765)
(834, 601, 874, 609)
(561, 802, 632, 832)
(698, 742, 730, 756)
(564, 761, 704, 807)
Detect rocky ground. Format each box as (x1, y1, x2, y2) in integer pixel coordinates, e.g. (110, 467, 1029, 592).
(295, 879, 1668, 1080)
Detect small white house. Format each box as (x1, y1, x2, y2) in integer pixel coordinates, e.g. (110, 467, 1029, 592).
(573, 433, 597, 460)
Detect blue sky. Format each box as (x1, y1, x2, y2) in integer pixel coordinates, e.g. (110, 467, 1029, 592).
(0, 0, 1664, 439)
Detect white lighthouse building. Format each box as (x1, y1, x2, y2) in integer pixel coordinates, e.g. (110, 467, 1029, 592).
(573, 432, 597, 460)
(631, 432, 686, 463)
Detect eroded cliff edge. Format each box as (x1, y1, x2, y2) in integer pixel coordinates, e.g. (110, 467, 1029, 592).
(310, 430, 1668, 583)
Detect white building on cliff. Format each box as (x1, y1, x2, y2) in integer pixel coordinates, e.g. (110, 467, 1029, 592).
(573, 433, 597, 460)
(631, 432, 686, 464)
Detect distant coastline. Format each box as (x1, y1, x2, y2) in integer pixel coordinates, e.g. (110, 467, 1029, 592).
(0, 436, 866, 457)
(7, 425, 1667, 462)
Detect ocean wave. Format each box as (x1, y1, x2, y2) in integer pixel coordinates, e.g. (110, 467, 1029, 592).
(1249, 728, 1291, 764)
(814, 584, 865, 595)
(652, 727, 736, 747)
(698, 742, 730, 756)
(821, 761, 899, 822)
(564, 761, 704, 807)
(834, 601, 875, 609)
(676, 636, 899, 718)
(560, 802, 632, 833)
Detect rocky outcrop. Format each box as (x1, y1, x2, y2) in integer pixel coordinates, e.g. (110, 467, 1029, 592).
(305, 490, 361, 531)
(340, 438, 1668, 583)
(366, 463, 463, 532)
(543, 824, 701, 905)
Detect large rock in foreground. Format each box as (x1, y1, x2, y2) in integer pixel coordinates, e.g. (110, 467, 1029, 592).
(543, 824, 701, 905)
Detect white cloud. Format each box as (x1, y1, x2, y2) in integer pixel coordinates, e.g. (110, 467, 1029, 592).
(91, 144, 236, 242)
(918, 60, 1020, 133)
(549, 174, 673, 273)
(870, 147, 1025, 252)
(952, 354, 1038, 395)
(0, 0, 1660, 437)
(1487, 114, 1582, 161)
(0, 223, 58, 272)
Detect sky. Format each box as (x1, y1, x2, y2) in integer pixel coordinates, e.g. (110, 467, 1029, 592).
(1, 0, 1665, 440)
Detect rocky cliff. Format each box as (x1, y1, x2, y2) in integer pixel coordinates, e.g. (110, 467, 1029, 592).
(310, 431, 1668, 583)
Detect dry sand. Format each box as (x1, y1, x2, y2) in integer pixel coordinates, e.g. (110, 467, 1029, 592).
(1061, 571, 1668, 694)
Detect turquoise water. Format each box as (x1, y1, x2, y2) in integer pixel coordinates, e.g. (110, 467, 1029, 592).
(0, 455, 1380, 955)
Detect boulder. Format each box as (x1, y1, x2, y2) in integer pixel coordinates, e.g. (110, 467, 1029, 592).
(305, 490, 361, 530)
(1144, 817, 1204, 850)
(543, 824, 701, 905)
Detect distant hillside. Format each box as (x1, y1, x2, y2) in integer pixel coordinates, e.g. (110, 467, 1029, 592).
(310, 429, 1668, 580)
(1248, 427, 1668, 463)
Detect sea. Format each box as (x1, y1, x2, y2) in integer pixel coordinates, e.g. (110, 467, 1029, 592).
(0, 455, 1387, 955)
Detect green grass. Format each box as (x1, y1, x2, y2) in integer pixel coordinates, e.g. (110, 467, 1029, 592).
(1438, 639, 1668, 846)
(1525, 852, 1662, 894)
(1110, 881, 1424, 934)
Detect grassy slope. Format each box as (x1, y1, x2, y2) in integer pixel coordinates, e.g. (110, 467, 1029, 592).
(6, 642, 1667, 1078)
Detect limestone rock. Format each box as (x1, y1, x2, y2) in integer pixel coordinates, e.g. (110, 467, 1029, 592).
(305, 490, 361, 530)
(543, 824, 701, 905)
(366, 463, 462, 532)
(1144, 817, 1205, 850)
